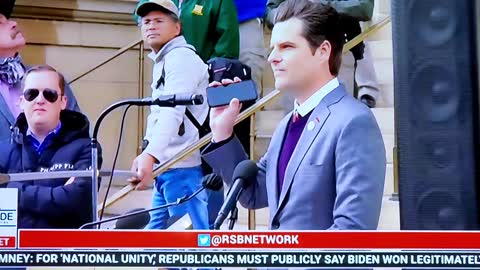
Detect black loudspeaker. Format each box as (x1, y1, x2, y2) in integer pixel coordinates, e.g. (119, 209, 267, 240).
(392, 0, 480, 230)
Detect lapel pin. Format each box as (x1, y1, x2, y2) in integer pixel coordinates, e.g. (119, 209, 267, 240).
(307, 121, 315, 131)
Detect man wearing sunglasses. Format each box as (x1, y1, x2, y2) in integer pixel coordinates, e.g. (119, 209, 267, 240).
(0, 0, 80, 143)
(0, 65, 97, 229)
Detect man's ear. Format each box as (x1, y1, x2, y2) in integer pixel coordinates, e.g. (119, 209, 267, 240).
(19, 96, 25, 111)
(60, 96, 67, 110)
(176, 22, 182, 36)
(315, 40, 332, 62)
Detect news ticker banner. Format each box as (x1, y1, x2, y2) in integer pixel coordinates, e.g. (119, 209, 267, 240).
(15, 230, 480, 249)
(0, 189, 17, 249)
(4, 250, 480, 268)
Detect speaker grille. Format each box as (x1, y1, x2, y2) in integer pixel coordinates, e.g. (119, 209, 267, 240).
(393, 0, 480, 230)
(411, 0, 456, 47)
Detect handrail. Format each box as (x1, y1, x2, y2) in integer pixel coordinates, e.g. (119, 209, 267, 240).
(97, 16, 392, 212)
(343, 16, 390, 53)
(69, 38, 143, 84)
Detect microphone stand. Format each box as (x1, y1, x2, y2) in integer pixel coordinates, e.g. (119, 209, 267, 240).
(215, 195, 241, 231)
(80, 186, 205, 229)
(226, 187, 244, 230)
(227, 206, 238, 230)
(90, 96, 198, 228)
(91, 99, 147, 229)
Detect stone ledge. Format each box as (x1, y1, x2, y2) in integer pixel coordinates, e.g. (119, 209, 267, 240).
(13, 0, 138, 25)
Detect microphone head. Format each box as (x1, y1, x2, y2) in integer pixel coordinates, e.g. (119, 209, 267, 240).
(191, 94, 204, 105)
(232, 160, 258, 186)
(114, 208, 150, 229)
(202, 173, 223, 191)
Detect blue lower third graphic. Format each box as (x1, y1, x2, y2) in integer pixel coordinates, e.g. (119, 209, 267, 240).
(197, 234, 211, 247)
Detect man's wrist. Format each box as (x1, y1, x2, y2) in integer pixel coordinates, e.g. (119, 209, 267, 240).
(142, 151, 159, 164)
(212, 131, 233, 143)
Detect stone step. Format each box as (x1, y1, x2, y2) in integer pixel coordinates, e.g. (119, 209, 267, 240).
(383, 134, 394, 164)
(378, 195, 400, 230)
(378, 83, 394, 108)
(100, 186, 152, 216)
(236, 205, 270, 227)
(374, 0, 391, 18)
(384, 163, 396, 196)
(374, 61, 394, 89)
(255, 109, 286, 135)
(369, 40, 393, 60)
(372, 108, 395, 135)
(366, 19, 392, 42)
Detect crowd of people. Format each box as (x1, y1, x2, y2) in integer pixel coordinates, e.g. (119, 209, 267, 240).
(0, 0, 385, 236)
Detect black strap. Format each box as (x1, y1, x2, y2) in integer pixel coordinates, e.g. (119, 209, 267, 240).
(155, 46, 198, 89)
(185, 109, 209, 134)
(155, 46, 208, 134)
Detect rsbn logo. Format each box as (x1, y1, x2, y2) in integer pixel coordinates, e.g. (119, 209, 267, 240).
(197, 234, 211, 247)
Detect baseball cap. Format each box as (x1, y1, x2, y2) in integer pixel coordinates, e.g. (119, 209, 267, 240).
(135, 0, 179, 18)
(0, 0, 15, 19)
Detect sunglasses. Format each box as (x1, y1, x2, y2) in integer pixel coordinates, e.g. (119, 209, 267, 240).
(23, 88, 61, 103)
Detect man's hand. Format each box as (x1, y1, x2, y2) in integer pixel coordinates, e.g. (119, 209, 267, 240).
(128, 152, 156, 190)
(209, 77, 243, 142)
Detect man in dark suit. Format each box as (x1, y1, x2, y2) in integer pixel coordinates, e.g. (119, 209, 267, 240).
(204, 0, 386, 230)
(0, 0, 79, 142)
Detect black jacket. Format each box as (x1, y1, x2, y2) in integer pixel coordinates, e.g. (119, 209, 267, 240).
(0, 110, 100, 229)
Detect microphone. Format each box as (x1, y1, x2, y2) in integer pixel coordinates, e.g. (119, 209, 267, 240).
(80, 173, 223, 229)
(213, 160, 258, 230)
(127, 94, 204, 107)
(114, 208, 150, 229)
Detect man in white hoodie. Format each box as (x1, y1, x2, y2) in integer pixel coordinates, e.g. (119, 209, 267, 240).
(130, 0, 210, 229)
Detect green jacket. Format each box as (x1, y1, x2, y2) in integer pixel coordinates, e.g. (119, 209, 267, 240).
(265, 0, 374, 28)
(135, 0, 239, 62)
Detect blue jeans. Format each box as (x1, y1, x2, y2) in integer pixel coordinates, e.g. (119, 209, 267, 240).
(146, 166, 209, 230)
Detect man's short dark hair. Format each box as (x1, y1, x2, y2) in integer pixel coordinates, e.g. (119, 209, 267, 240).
(275, 0, 345, 76)
(22, 65, 65, 95)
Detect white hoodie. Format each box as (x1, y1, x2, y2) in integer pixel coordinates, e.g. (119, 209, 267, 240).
(144, 36, 209, 168)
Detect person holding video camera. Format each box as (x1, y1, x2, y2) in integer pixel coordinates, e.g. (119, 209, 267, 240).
(129, 0, 210, 230)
